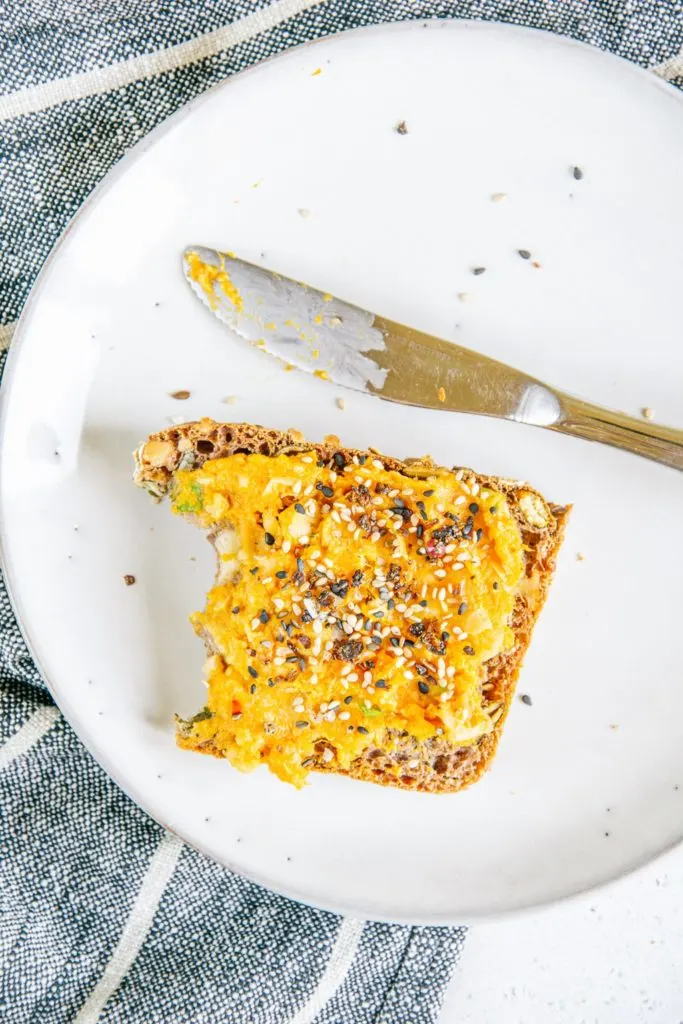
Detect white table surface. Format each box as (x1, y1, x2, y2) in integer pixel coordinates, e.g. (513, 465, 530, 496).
(440, 846, 683, 1023)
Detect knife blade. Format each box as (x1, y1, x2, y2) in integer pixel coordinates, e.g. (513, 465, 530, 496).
(182, 246, 683, 471)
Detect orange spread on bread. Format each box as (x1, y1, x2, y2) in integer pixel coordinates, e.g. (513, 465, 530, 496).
(172, 452, 524, 786)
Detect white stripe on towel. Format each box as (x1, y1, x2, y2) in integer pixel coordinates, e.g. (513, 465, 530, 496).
(0, 705, 60, 769)
(0, 321, 17, 353)
(288, 917, 364, 1024)
(0, 0, 326, 123)
(74, 833, 183, 1023)
(652, 51, 683, 81)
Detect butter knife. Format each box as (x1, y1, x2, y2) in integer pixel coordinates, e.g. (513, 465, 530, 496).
(183, 246, 682, 472)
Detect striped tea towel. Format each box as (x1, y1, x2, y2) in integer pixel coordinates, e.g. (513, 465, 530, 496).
(1, 2, 682, 1022)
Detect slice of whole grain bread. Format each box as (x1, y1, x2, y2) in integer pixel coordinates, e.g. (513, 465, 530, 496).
(135, 419, 569, 793)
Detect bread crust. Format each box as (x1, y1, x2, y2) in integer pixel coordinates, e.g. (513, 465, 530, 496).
(135, 419, 569, 792)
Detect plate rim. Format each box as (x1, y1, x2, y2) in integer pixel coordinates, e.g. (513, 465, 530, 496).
(2, 18, 683, 924)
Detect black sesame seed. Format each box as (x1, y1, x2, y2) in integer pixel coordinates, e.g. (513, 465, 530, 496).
(301, 757, 315, 768)
(344, 695, 354, 704)
(296, 557, 305, 573)
(416, 523, 424, 538)
(276, 570, 287, 579)
(298, 658, 306, 672)
(321, 485, 333, 498)
(294, 503, 306, 514)
(248, 665, 258, 678)
(347, 725, 355, 732)
(463, 645, 475, 655)
(301, 611, 312, 623)
(387, 598, 395, 610)
(375, 680, 388, 689)
(418, 680, 430, 695)
(268, 678, 275, 687)
(250, 566, 259, 575)
(393, 497, 405, 508)
(517, 249, 531, 260)
(520, 693, 533, 706)
(469, 502, 479, 514)
(359, 455, 367, 465)
(373, 610, 384, 618)
(333, 452, 345, 468)
(492, 581, 499, 590)
(296, 720, 309, 728)
(416, 501, 428, 520)
(390, 637, 401, 647)
(458, 602, 467, 616)
(352, 570, 363, 586)
(286, 655, 298, 663)
(441, 631, 450, 641)
(420, 599, 428, 607)
(357, 726, 369, 735)
(572, 165, 584, 180)
(489, 505, 498, 514)
(232, 606, 240, 614)
(259, 610, 270, 624)
(424, 489, 435, 497)
(264, 532, 275, 546)
(472, 266, 486, 276)
(330, 579, 349, 598)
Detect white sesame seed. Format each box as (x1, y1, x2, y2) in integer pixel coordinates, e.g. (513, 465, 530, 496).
(339, 711, 351, 721)
(438, 587, 447, 601)
(250, 618, 260, 630)
(407, 758, 420, 769)
(372, 459, 384, 470)
(346, 672, 359, 683)
(434, 569, 447, 579)
(322, 747, 334, 762)
(282, 540, 291, 553)
(301, 456, 313, 464)
(313, 619, 323, 634)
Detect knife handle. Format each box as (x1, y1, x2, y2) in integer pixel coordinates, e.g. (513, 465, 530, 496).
(555, 394, 683, 472)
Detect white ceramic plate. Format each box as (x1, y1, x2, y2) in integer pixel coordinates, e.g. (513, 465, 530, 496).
(2, 21, 683, 923)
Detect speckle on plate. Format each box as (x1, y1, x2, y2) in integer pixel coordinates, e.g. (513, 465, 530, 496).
(517, 249, 531, 260)
(491, 192, 507, 203)
(223, 395, 239, 405)
(576, 552, 586, 562)
(641, 406, 654, 420)
(336, 397, 346, 411)
(170, 389, 191, 400)
(520, 693, 533, 706)
(395, 120, 408, 135)
(572, 165, 584, 180)
(123, 574, 136, 586)
(298, 207, 311, 218)
(457, 292, 471, 302)
(437, 386, 446, 403)
(472, 267, 486, 276)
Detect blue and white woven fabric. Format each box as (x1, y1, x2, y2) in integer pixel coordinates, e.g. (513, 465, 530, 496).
(1, 3, 681, 1022)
